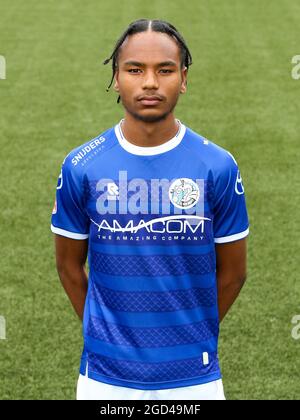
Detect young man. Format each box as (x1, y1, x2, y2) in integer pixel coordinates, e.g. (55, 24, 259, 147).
(51, 19, 249, 400)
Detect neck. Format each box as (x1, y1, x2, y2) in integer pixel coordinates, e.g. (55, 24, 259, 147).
(120, 113, 179, 147)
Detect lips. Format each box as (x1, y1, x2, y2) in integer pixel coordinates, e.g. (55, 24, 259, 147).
(138, 96, 162, 106)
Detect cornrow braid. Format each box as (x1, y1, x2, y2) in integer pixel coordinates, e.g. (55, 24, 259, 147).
(103, 19, 193, 104)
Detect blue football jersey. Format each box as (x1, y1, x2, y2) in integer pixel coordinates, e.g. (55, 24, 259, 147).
(51, 118, 250, 390)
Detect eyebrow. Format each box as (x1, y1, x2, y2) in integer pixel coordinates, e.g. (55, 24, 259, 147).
(123, 60, 177, 67)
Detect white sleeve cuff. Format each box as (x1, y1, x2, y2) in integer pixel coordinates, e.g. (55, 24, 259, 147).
(51, 224, 89, 240)
(214, 227, 249, 244)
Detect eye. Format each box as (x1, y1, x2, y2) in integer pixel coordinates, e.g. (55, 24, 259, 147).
(160, 69, 173, 74)
(128, 69, 141, 73)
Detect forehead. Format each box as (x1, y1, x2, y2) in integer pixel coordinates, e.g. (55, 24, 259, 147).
(118, 31, 181, 65)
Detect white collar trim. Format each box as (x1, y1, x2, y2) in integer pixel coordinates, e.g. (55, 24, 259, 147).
(114, 118, 186, 156)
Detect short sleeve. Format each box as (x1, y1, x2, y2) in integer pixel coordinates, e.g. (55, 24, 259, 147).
(213, 152, 250, 243)
(51, 156, 90, 240)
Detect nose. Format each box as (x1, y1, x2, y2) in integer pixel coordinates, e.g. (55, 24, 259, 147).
(142, 70, 159, 90)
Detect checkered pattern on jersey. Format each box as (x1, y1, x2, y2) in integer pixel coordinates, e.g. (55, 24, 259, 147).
(90, 251, 215, 277)
(87, 316, 219, 347)
(90, 283, 216, 312)
(87, 351, 220, 382)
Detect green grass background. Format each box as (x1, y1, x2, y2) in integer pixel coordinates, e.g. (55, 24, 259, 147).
(0, 0, 299, 400)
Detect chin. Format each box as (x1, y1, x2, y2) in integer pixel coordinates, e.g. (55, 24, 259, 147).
(130, 110, 170, 123)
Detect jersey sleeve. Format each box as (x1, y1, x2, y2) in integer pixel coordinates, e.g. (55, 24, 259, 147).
(213, 151, 250, 243)
(51, 155, 90, 240)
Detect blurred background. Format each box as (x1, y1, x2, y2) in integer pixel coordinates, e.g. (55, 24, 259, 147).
(0, 0, 299, 399)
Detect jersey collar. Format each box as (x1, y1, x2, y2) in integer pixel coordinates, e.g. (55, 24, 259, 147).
(114, 118, 186, 156)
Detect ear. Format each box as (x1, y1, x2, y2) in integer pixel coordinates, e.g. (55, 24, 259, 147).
(114, 80, 119, 92)
(180, 66, 188, 94)
(113, 68, 119, 92)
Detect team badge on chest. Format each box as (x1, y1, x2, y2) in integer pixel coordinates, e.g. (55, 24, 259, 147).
(169, 178, 200, 209)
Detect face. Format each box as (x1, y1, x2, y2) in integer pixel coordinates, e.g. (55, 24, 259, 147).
(113, 30, 188, 123)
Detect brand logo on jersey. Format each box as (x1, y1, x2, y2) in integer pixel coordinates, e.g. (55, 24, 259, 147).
(107, 182, 119, 200)
(91, 215, 210, 235)
(71, 136, 106, 166)
(235, 170, 245, 195)
(169, 178, 200, 209)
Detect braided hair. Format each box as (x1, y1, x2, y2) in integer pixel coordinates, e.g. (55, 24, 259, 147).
(103, 19, 193, 103)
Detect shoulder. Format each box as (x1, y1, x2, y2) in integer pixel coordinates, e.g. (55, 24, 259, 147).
(184, 126, 239, 175)
(61, 126, 117, 176)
